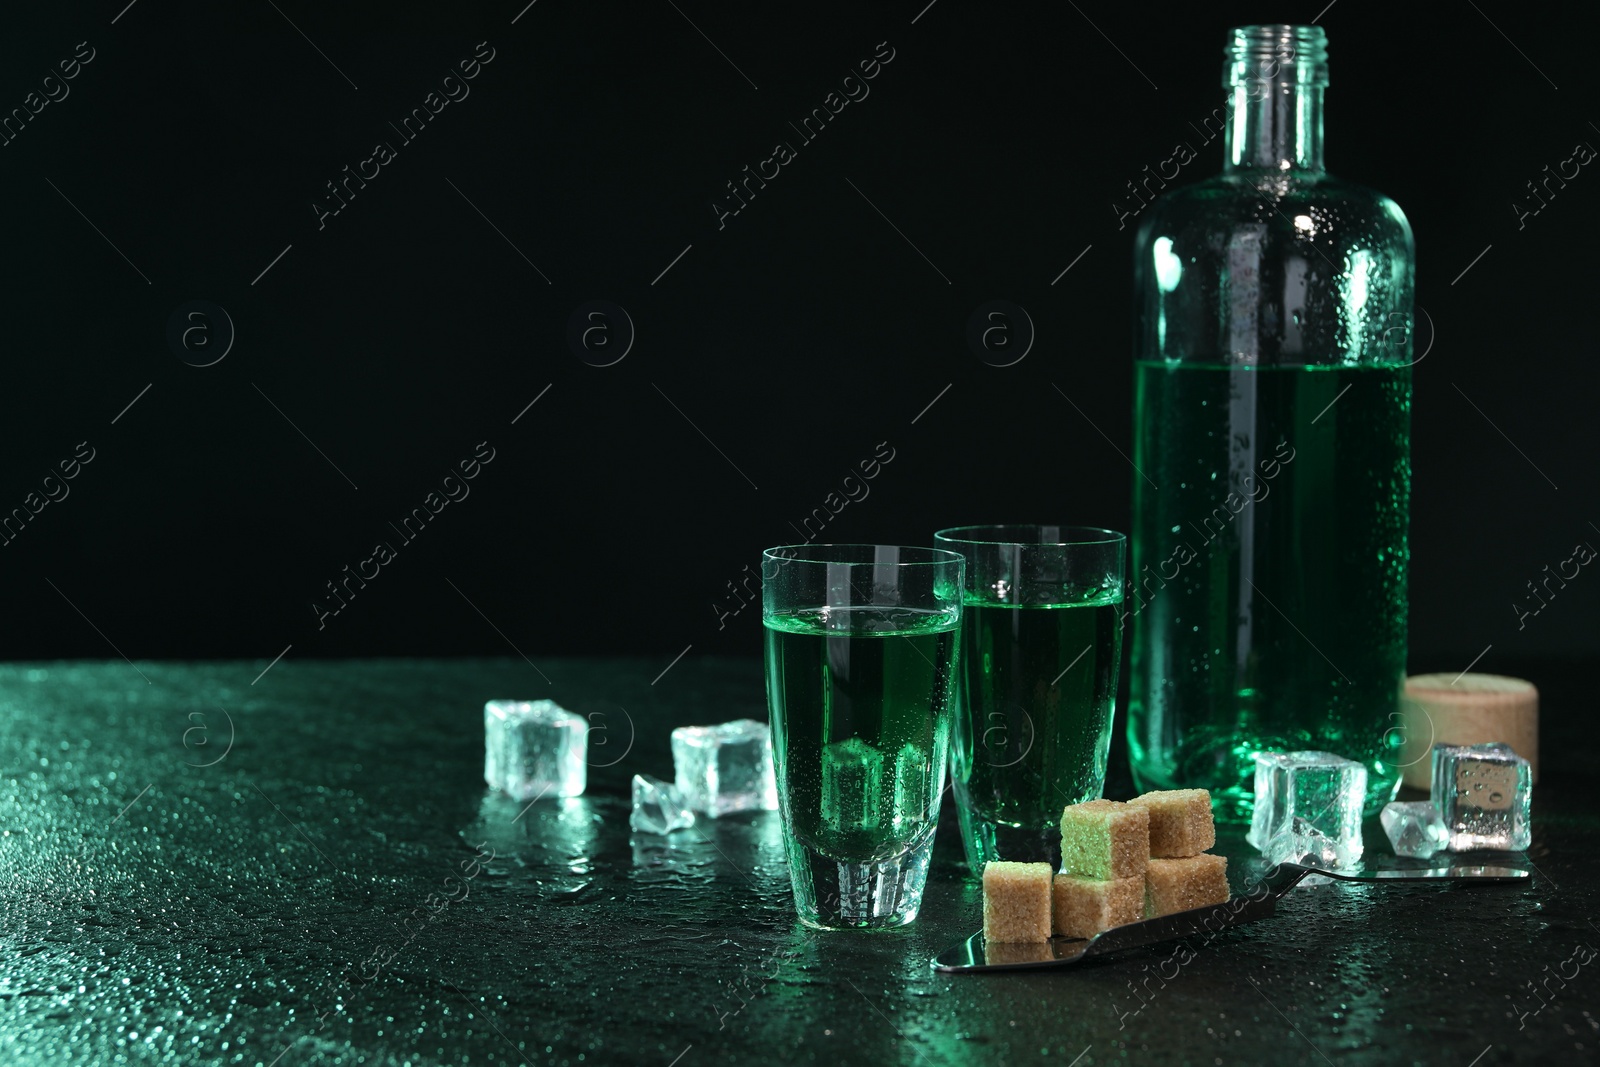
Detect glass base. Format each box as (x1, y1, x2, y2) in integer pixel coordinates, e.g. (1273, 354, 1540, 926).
(785, 829, 935, 930)
(954, 801, 1061, 877)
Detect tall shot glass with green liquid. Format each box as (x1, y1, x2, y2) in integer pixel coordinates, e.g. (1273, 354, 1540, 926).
(761, 544, 963, 930)
(934, 526, 1126, 873)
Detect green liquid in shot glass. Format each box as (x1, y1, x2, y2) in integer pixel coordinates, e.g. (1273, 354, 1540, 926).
(951, 595, 1122, 872)
(765, 607, 956, 868)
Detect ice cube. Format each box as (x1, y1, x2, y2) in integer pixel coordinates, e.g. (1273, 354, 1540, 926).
(822, 736, 884, 833)
(630, 774, 697, 835)
(1244, 755, 1286, 851)
(1278, 820, 1358, 870)
(1248, 751, 1365, 869)
(671, 719, 778, 817)
(1380, 800, 1448, 859)
(1431, 742, 1531, 851)
(483, 699, 587, 800)
(891, 741, 928, 831)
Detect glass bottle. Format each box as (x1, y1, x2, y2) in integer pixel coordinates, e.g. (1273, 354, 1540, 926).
(1127, 25, 1414, 819)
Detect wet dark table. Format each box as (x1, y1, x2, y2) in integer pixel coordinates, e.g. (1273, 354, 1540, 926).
(1, 658, 1596, 1066)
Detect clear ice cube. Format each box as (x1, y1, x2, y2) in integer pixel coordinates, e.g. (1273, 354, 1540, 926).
(1380, 800, 1448, 859)
(630, 774, 697, 835)
(671, 718, 778, 817)
(822, 736, 884, 834)
(1249, 750, 1366, 869)
(1285, 823, 1346, 875)
(1431, 742, 1531, 851)
(891, 741, 928, 832)
(483, 699, 587, 800)
(1244, 756, 1282, 851)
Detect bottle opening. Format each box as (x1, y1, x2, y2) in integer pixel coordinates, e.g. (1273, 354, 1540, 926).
(1224, 24, 1328, 88)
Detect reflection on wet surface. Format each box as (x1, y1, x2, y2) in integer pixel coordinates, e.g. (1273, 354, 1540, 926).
(0, 660, 1586, 1066)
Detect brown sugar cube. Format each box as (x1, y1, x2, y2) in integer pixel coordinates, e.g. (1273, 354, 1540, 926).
(1143, 854, 1230, 919)
(985, 940, 1055, 966)
(1052, 874, 1144, 939)
(1128, 789, 1216, 858)
(1059, 799, 1150, 880)
(982, 861, 1053, 943)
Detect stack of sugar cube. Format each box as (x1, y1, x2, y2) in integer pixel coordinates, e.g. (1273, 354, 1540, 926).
(982, 790, 1230, 943)
(1128, 789, 1231, 926)
(1380, 742, 1532, 859)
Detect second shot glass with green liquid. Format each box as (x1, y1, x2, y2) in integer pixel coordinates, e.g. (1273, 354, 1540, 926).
(933, 525, 1126, 874)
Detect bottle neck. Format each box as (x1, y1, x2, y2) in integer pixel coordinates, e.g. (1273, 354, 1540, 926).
(1223, 83, 1324, 175)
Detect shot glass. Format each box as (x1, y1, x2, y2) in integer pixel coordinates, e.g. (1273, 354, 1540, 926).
(761, 544, 963, 930)
(933, 525, 1126, 873)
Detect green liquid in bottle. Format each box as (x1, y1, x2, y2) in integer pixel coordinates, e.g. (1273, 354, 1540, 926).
(1128, 362, 1410, 818)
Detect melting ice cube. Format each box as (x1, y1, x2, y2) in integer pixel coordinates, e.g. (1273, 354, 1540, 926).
(822, 736, 884, 834)
(891, 741, 930, 832)
(483, 699, 587, 801)
(1380, 800, 1448, 859)
(1249, 750, 1365, 869)
(630, 774, 697, 835)
(1431, 742, 1531, 851)
(671, 719, 778, 817)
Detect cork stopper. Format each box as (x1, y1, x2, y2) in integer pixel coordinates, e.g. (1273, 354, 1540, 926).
(1399, 673, 1539, 789)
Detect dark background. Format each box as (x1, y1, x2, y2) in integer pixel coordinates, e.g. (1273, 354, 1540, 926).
(2, 1, 1595, 676)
